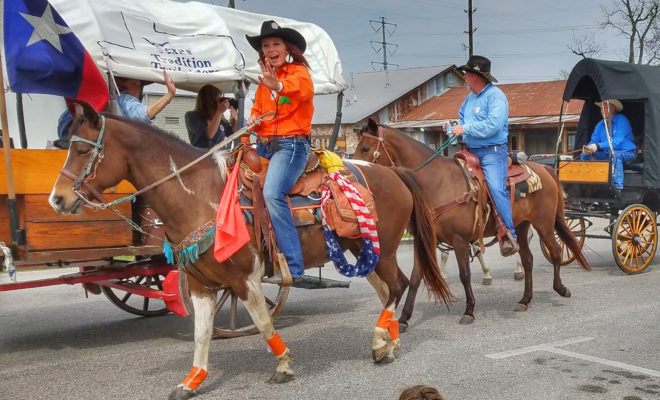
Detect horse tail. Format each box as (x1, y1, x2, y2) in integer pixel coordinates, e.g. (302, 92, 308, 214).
(391, 167, 454, 308)
(544, 165, 591, 271)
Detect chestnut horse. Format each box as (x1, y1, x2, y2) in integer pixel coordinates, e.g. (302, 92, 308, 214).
(49, 104, 452, 399)
(353, 119, 590, 327)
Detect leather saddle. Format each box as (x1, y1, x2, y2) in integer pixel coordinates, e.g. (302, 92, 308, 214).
(454, 148, 530, 187)
(236, 146, 324, 199)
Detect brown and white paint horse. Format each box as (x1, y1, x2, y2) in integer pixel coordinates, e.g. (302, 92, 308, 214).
(49, 104, 452, 399)
(353, 119, 590, 327)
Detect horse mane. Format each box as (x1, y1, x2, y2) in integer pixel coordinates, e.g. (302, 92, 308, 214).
(103, 114, 229, 182)
(380, 124, 438, 157)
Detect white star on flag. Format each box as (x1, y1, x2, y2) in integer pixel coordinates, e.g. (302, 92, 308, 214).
(19, 4, 72, 53)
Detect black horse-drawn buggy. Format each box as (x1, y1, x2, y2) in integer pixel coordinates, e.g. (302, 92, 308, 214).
(538, 58, 660, 274)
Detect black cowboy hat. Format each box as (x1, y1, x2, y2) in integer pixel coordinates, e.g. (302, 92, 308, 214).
(246, 20, 307, 54)
(458, 55, 498, 83)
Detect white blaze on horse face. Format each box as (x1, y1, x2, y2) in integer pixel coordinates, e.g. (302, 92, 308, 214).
(48, 148, 77, 214)
(190, 289, 216, 372)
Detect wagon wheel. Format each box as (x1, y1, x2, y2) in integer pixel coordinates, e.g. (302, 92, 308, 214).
(611, 204, 658, 274)
(212, 283, 290, 339)
(101, 273, 170, 317)
(540, 217, 586, 265)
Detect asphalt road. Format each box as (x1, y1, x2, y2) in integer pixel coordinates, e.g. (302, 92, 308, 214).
(1, 232, 659, 400)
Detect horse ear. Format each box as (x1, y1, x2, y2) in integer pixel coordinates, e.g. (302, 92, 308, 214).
(78, 101, 101, 128)
(366, 118, 379, 134)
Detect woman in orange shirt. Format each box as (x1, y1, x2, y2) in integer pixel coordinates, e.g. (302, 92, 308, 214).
(244, 20, 314, 283)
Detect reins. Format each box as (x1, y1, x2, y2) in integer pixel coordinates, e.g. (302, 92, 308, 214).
(65, 111, 275, 211)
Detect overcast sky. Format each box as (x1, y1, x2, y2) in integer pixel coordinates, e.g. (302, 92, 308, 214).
(192, 0, 630, 83)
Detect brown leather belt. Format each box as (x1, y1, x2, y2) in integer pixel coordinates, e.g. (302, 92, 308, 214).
(259, 134, 309, 144)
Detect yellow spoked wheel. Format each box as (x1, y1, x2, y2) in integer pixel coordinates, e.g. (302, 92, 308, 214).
(611, 204, 658, 274)
(540, 217, 586, 265)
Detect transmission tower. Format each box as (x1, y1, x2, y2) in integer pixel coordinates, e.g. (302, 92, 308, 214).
(370, 17, 398, 71)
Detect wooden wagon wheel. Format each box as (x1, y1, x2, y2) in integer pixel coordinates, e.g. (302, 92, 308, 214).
(540, 216, 586, 265)
(611, 204, 658, 274)
(101, 273, 170, 317)
(212, 283, 290, 339)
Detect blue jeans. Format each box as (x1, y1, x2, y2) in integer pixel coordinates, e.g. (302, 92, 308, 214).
(580, 150, 635, 189)
(257, 137, 311, 277)
(469, 144, 516, 239)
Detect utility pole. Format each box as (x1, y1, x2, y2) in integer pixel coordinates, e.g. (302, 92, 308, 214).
(370, 17, 398, 71)
(464, 0, 477, 57)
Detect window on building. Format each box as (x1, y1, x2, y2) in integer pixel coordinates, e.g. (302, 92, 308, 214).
(567, 133, 576, 150)
(164, 116, 179, 125)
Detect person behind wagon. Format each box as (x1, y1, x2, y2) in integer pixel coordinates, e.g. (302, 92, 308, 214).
(242, 20, 314, 283)
(185, 84, 238, 148)
(115, 70, 176, 123)
(447, 55, 518, 257)
(580, 98, 636, 190)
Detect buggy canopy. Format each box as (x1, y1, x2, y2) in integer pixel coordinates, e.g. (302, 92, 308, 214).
(48, 0, 347, 95)
(563, 58, 660, 189)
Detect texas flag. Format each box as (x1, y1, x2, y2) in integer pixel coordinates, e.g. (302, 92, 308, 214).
(4, 0, 108, 111)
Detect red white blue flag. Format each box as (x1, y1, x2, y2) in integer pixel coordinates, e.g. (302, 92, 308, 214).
(4, 0, 108, 111)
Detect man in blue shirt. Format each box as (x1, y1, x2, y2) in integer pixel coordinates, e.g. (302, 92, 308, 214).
(116, 70, 176, 123)
(449, 55, 518, 257)
(581, 99, 636, 190)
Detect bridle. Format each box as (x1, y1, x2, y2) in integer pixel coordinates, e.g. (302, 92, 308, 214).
(58, 115, 109, 206)
(360, 125, 396, 167)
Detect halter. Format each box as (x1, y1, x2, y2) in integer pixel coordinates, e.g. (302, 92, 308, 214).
(360, 126, 396, 167)
(59, 116, 109, 205)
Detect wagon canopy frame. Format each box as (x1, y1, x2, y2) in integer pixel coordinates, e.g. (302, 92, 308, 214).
(562, 58, 660, 189)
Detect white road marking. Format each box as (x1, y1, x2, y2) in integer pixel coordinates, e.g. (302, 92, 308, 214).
(485, 336, 594, 359)
(486, 336, 660, 378)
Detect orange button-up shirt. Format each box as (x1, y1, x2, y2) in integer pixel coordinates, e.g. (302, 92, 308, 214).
(250, 63, 314, 137)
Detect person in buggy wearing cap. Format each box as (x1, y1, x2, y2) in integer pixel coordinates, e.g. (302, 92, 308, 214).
(243, 20, 314, 283)
(581, 98, 636, 191)
(115, 70, 176, 123)
(447, 55, 518, 257)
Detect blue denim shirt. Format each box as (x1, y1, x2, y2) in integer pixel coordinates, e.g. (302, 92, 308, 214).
(458, 83, 509, 149)
(117, 93, 154, 123)
(587, 113, 636, 152)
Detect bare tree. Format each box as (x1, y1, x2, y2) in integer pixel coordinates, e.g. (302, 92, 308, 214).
(602, 0, 660, 64)
(567, 32, 604, 58)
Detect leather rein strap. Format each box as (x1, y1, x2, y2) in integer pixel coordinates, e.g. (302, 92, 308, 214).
(361, 126, 396, 167)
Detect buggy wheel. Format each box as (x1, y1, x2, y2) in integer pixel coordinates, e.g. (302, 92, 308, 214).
(612, 204, 657, 274)
(212, 284, 289, 339)
(101, 273, 170, 317)
(540, 217, 586, 265)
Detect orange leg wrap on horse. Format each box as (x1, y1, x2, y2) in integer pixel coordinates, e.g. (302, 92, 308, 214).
(388, 319, 400, 340)
(267, 331, 288, 357)
(182, 366, 208, 391)
(376, 309, 395, 330)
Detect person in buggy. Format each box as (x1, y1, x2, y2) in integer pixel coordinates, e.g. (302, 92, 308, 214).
(580, 98, 636, 191)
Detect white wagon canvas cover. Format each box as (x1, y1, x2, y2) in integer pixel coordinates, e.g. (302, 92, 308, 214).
(48, 0, 347, 95)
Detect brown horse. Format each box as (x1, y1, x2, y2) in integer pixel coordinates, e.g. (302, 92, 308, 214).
(353, 119, 590, 327)
(48, 104, 452, 399)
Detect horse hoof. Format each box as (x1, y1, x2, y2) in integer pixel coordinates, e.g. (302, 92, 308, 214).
(267, 371, 294, 384)
(562, 288, 571, 298)
(380, 353, 396, 364)
(399, 321, 409, 333)
(459, 315, 475, 325)
(168, 386, 195, 400)
(482, 277, 493, 286)
(514, 303, 528, 312)
(372, 346, 387, 363)
(514, 272, 524, 280)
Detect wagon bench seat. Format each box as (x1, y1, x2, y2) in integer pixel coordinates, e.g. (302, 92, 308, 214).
(0, 149, 138, 256)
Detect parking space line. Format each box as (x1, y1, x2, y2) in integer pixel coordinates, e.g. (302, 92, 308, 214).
(485, 336, 660, 378)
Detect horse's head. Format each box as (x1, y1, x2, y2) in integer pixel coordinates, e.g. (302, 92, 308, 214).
(49, 103, 127, 214)
(353, 118, 396, 166)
